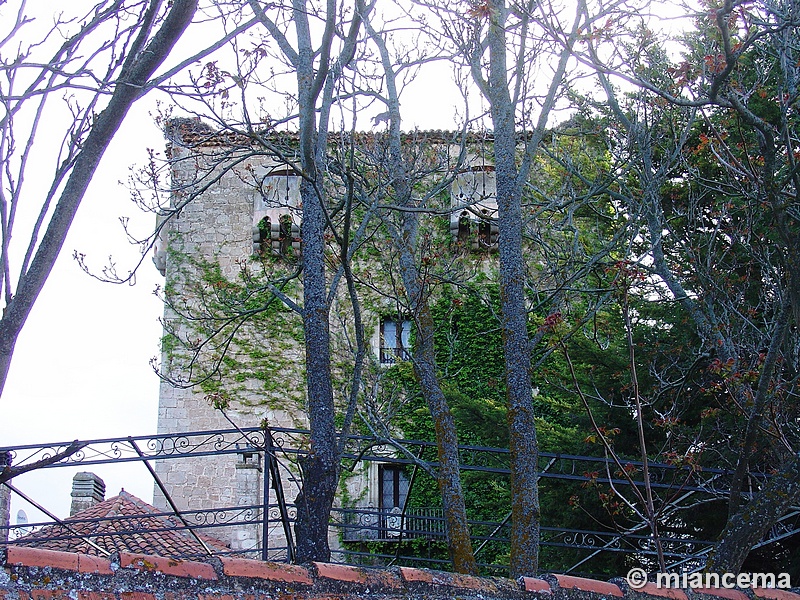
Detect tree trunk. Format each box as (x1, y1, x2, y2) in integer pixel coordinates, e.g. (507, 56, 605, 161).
(483, 0, 541, 577)
(413, 303, 479, 574)
(394, 215, 478, 574)
(361, 10, 478, 570)
(251, 0, 366, 562)
(707, 452, 800, 573)
(290, 1, 338, 558)
(293, 119, 338, 564)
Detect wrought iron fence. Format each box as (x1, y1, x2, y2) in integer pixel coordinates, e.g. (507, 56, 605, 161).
(1, 426, 792, 576)
(379, 347, 412, 364)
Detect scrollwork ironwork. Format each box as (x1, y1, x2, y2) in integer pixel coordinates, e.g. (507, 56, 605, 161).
(0, 424, 738, 571)
(190, 507, 261, 527)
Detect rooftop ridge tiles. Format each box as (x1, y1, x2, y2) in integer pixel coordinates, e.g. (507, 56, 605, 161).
(163, 118, 541, 149)
(4, 546, 799, 600)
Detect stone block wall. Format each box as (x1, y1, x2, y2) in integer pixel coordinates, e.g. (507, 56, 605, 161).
(154, 143, 305, 549)
(0, 486, 9, 545)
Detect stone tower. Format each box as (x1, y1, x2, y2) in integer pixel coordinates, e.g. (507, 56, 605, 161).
(152, 121, 306, 557)
(151, 123, 498, 557)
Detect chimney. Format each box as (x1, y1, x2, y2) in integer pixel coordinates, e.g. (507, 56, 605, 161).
(231, 450, 262, 556)
(0, 451, 10, 543)
(70, 472, 105, 516)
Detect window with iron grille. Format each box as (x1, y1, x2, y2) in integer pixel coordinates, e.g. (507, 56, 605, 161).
(380, 317, 412, 364)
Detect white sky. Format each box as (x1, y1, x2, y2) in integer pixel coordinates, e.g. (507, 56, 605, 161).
(2, 102, 166, 526)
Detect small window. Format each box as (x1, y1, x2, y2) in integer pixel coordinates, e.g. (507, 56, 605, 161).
(380, 317, 412, 364)
(477, 209, 499, 249)
(457, 211, 471, 245)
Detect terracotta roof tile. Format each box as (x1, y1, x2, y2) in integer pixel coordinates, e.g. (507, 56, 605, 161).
(13, 491, 228, 559)
(165, 118, 509, 149)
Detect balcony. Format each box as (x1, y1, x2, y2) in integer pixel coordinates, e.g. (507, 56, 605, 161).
(379, 346, 412, 365)
(339, 506, 445, 542)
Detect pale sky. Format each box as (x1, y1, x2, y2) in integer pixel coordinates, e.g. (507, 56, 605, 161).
(2, 102, 166, 526)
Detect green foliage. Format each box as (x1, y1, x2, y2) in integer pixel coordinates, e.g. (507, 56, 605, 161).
(431, 288, 508, 405)
(160, 242, 306, 415)
(362, 281, 645, 576)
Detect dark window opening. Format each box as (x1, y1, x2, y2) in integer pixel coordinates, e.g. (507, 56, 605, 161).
(254, 217, 271, 255)
(477, 210, 499, 249)
(379, 465, 409, 538)
(279, 214, 293, 256)
(457, 211, 471, 245)
(478, 219, 491, 246)
(379, 465, 409, 510)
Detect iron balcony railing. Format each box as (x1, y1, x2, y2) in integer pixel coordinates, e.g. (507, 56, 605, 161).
(379, 346, 411, 364)
(338, 506, 446, 542)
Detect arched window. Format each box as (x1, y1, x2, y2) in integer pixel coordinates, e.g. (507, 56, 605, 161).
(450, 162, 497, 251)
(259, 168, 300, 209)
(457, 211, 471, 245)
(253, 216, 271, 255)
(279, 214, 293, 256)
(252, 166, 302, 259)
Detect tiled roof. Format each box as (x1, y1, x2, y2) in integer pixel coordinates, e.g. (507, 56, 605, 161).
(12, 490, 229, 558)
(164, 117, 505, 149)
